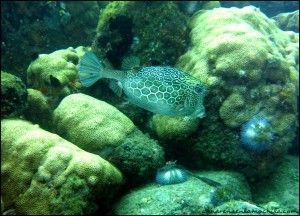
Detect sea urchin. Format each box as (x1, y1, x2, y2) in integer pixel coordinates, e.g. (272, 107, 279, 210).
(240, 115, 275, 153)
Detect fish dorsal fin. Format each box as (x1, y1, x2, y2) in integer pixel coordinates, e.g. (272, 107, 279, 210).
(121, 55, 140, 70)
(109, 80, 123, 97)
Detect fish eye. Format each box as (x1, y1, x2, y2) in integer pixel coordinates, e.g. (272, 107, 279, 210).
(194, 85, 204, 94)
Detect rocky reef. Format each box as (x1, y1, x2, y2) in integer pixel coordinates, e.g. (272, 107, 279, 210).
(1, 1, 101, 80)
(93, 2, 189, 68)
(1, 71, 28, 119)
(177, 6, 299, 178)
(272, 10, 299, 33)
(253, 155, 299, 213)
(53, 93, 165, 185)
(113, 170, 251, 215)
(1, 2, 299, 215)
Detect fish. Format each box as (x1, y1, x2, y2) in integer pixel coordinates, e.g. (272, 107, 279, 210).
(78, 52, 207, 118)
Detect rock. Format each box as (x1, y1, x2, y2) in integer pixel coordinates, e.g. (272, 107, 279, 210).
(273, 10, 299, 32)
(1, 119, 123, 215)
(113, 170, 251, 215)
(253, 155, 299, 213)
(213, 200, 271, 215)
(1, 71, 27, 119)
(93, 2, 189, 68)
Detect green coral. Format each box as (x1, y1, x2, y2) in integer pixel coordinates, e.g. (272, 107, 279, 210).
(1, 71, 27, 118)
(27, 46, 90, 108)
(177, 6, 299, 177)
(149, 114, 199, 140)
(50, 175, 96, 215)
(1, 119, 123, 214)
(53, 93, 136, 155)
(24, 89, 53, 130)
(93, 2, 189, 68)
(109, 130, 165, 184)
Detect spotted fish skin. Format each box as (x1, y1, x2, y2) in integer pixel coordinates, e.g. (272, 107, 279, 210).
(78, 52, 207, 118)
(122, 66, 206, 118)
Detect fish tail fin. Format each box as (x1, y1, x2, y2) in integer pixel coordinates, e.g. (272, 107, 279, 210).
(78, 52, 106, 87)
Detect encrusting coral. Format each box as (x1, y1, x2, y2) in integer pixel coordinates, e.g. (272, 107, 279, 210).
(27, 46, 90, 108)
(1, 119, 123, 215)
(53, 93, 136, 155)
(177, 6, 299, 177)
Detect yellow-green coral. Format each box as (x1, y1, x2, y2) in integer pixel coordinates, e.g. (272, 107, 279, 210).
(53, 93, 136, 154)
(177, 6, 298, 177)
(1, 119, 123, 214)
(27, 46, 90, 102)
(24, 89, 53, 130)
(149, 114, 199, 140)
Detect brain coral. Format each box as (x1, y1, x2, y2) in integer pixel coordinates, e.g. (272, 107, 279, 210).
(177, 6, 299, 177)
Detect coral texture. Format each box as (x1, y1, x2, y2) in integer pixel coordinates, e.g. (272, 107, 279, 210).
(24, 88, 53, 130)
(149, 114, 199, 140)
(1, 71, 27, 118)
(109, 130, 165, 184)
(1, 119, 123, 215)
(53, 93, 136, 155)
(27, 46, 89, 107)
(177, 6, 299, 177)
(272, 10, 299, 33)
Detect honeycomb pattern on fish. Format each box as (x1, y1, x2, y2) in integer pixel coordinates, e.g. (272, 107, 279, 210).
(122, 66, 205, 116)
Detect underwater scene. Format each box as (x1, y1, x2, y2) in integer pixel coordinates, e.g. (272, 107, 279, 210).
(1, 1, 299, 215)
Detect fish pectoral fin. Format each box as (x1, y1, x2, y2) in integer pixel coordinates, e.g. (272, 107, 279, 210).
(109, 80, 123, 97)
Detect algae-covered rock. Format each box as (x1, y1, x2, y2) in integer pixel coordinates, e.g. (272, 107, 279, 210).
(27, 46, 90, 107)
(24, 88, 53, 130)
(1, 71, 27, 118)
(253, 155, 299, 213)
(149, 114, 199, 140)
(1, 1, 100, 79)
(109, 130, 165, 184)
(177, 1, 220, 15)
(177, 6, 299, 177)
(272, 10, 299, 33)
(53, 93, 136, 155)
(1, 119, 123, 215)
(93, 2, 189, 68)
(113, 170, 251, 215)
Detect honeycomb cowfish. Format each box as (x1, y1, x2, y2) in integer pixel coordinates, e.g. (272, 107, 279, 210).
(78, 52, 207, 118)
